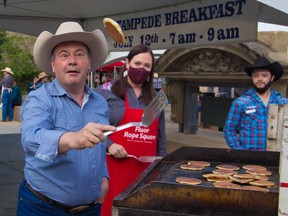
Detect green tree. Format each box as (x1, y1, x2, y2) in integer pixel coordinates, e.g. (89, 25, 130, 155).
(0, 32, 40, 93)
(0, 30, 7, 63)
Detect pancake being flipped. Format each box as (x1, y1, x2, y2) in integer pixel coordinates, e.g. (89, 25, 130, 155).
(103, 17, 126, 44)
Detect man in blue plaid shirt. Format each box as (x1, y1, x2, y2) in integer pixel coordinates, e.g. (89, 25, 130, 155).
(224, 56, 288, 150)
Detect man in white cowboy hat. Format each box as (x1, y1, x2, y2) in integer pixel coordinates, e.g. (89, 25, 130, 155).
(224, 56, 288, 151)
(17, 22, 116, 215)
(0, 67, 14, 121)
(35, 71, 51, 89)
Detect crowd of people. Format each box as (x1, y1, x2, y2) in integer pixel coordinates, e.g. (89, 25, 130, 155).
(0, 19, 285, 216)
(0, 68, 52, 122)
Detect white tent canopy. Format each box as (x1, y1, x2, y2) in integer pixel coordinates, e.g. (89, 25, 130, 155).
(1, 0, 288, 57)
(1, 1, 288, 38)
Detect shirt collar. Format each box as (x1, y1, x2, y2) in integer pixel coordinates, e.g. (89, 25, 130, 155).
(48, 79, 92, 97)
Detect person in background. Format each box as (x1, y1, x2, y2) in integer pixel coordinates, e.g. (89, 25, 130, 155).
(218, 86, 230, 98)
(11, 80, 22, 107)
(17, 21, 116, 216)
(0, 67, 14, 121)
(104, 74, 112, 83)
(27, 76, 38, 94)
(35, 71, 50, 89)
(95, 44, 167, 216)
(94, 73, 101, 87)
(153, 72, 163, 92)
(224, 56, 288, 150)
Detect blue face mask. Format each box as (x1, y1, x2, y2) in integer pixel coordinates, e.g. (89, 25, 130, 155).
(128, 66, 150, 84)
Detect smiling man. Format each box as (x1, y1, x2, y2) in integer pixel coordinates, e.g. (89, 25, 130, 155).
(224, 56, 288, 150)
(17, 22, 116, 215)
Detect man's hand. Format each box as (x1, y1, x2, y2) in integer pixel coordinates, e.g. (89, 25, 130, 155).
(58, 123, 116, 153)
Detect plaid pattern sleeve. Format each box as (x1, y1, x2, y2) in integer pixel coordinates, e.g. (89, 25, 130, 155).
(224, 89, 288, 150)
(224, 98, 243, 149)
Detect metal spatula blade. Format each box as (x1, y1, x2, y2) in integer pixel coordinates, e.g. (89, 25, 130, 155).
(127, 154, 163, 163)
(104, 89, 168, 136)
(141, 89, 168, 127)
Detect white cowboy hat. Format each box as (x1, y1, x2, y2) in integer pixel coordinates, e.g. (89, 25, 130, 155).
(1, 67, 14, 75)
(33, 21, 108, 75)
(36, 71, 50, 82)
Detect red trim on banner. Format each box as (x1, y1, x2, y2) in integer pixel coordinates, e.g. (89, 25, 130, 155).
(280, 182, 288, 188)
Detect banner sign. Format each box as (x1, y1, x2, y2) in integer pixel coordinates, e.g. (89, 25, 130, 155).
(105, 0, 258, 51)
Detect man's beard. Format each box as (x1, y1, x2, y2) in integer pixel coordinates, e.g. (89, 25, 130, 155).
(253, 81, 272, 94)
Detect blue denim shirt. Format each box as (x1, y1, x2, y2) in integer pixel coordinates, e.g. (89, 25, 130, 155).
(224, 88, 288, 150)
(21, 79, 110, 206)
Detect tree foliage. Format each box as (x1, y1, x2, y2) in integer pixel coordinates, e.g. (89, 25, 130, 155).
(0, 31, 40, 93)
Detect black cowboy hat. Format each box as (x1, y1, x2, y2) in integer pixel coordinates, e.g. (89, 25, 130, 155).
(245, 56, 283, 82)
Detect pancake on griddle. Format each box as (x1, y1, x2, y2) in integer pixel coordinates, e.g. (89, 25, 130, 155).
(242, 165, 267, 171)
(233, 173, 256, 179)
(240, 185, 269, 192)
(249, 180, 275, 187)
(212, 169, 237, 175)
(203, 173, 230, 179)
(246, 169, 272, 176)
(229, 175, 254, 184)
(180, 163, 204, 171)
(206, 176, 232, 182)
(188, 160, 210, 167)
(176, 177, 202, 185)
(213, 181, 240, 189)
(216, 164, 240, 171)
(254, 175, 269, 181)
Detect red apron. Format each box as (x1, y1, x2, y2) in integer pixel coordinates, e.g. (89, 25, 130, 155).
(101, 95, 158, 216)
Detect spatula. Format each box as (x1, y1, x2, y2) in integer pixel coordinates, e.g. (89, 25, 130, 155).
(106, 153, 163, 163)
(127, 154, 163, 163)
(104, 89, 168, 136)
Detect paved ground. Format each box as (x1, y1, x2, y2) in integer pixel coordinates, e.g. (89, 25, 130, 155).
(0, 105, 227, 215)
(0, 132, 23, 216)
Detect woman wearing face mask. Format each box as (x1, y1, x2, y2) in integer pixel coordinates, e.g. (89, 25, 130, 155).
(95, 45, 167, 216)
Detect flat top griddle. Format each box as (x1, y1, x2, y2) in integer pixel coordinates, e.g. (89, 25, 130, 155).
(114, 147, 279, 216)
(159, 161, 278, 192)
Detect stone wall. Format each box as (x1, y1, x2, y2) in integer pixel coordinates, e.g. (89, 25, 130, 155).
(155, 31, 288, 131)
